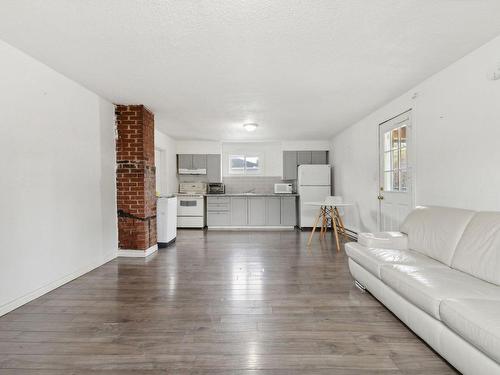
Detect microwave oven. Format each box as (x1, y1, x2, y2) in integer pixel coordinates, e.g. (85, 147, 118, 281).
(274, 183, 293, 194)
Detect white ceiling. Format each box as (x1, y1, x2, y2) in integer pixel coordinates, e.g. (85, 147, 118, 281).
(1, 1, 500, 141)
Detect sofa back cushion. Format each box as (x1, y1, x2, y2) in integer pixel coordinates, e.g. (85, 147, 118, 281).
(451, 212, 500, 286)
(400, 206, 475, 266)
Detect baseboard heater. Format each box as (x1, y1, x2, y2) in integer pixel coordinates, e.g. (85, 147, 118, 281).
(343, 228, 358, 241)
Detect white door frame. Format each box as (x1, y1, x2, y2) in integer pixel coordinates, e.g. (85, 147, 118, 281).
(377, 109, 416, 231)
(155, 147, 165, 195)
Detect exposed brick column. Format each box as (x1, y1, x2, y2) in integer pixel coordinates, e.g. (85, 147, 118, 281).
(115, 105, 157, 250)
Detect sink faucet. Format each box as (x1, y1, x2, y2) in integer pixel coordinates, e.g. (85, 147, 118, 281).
(244, 188, 256, 194)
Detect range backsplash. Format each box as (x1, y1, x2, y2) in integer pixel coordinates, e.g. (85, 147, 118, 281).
(223, 176, 289, 194)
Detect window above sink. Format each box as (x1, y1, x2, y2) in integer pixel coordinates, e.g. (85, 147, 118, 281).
(228, 154, 262, 175)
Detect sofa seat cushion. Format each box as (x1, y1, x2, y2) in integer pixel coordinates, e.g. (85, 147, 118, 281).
(358, 231, 408, 250)
(380, 265, 500, 320)
(345, 242, 446, 279)
(440, 298, 500, 364)
(400, 206, 475, 266)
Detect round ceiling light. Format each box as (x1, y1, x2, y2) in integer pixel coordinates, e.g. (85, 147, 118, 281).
(243, 123, 258, 132)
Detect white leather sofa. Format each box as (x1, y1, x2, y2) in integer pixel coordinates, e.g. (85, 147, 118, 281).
(346, 206, 500, 375)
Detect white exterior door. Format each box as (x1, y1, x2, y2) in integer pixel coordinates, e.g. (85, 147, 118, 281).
(378, 110, 413, 231)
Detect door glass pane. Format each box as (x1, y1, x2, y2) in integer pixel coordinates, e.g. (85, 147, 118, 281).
(384, 131, 391, 152)
(384, 151, 391, 171)
(400, 169, 408, 191)
(392, 170, 400, 191)
(391, 129, 399, 150)
(381, 119, 409, 193)
(384, 171, 400, 192)
(385, 169, 405, 191)
(400, 147, 407, 169)
(400, 126, 407, 148)
(392, 149, 399, 170)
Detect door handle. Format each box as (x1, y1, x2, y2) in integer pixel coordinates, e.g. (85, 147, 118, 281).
(377, 195, 384, 200)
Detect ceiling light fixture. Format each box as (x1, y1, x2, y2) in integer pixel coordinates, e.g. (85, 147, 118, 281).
(243, 123, 258, 132)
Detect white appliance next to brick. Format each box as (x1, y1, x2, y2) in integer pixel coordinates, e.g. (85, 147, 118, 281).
(157, 195, 177, 246)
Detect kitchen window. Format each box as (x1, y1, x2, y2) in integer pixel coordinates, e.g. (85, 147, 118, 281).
(228, 154, 262, 175)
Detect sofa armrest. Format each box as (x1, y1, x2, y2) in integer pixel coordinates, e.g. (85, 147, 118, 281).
(358, 231, 408, 250)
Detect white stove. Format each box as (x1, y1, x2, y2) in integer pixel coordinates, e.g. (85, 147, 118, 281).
(176, 183, 206, 228)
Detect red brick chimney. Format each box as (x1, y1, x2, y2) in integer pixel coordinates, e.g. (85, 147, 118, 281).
(115, 105, 157, 251)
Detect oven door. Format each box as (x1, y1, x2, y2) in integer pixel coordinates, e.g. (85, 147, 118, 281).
(177, 197, 203, 216)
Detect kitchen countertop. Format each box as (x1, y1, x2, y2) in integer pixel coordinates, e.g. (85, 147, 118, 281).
(206, 193, 299, 197)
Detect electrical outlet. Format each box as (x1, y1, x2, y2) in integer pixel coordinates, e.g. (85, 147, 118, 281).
(487, 62, 500, 81)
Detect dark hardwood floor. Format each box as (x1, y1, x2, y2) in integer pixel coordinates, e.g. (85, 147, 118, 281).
(0, 230, 458, 374)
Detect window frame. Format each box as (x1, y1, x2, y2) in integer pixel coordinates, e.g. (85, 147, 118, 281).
(228, 153, 263, 175)
(382, 125, 408, 193)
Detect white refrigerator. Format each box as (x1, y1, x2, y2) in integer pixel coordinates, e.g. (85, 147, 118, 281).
(157, 195, 177, 247)
(298, 164, 331, 228)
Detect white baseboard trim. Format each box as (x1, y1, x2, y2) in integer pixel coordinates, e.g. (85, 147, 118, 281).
(208, 226, 295, 231)
(0, 251, 117, 317)
(117, 244, 158, 257)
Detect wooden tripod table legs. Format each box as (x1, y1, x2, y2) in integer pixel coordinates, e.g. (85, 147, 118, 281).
(307, 205, 344, 252)
(307, 207, 323, 247)
(331, 209, 340, 252)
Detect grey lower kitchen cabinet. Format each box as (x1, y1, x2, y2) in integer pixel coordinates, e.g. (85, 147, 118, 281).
(248, 197, 266, 225)
(207, 211, 230, 226)
(230, 197, 248, 225)
(266, 197, 282, 225)
(207, 195, 296, 227)
(206, 154, 221, 182)
(192, 154, 207, 170)
(283, 151, 298, 180)
(207, 196, 230, 204)
(280, 196, 297, 226)
(207, 196, 230, 226)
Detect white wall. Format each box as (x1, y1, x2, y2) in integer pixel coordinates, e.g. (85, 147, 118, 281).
(331, 35, 500, 233)
(176, 140, 221, 154)
(0, 40, 118, 315)
(282, 140, 330, 151)
(155, 129, 178, 195)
